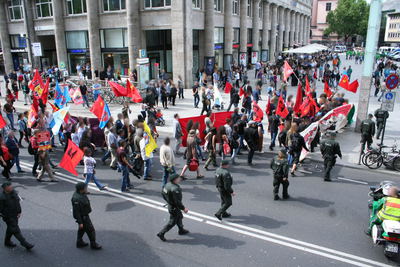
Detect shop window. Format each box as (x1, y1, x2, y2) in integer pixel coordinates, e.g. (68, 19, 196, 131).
(214, 0, 222, 12)
(144, 0, 171, 8)
(233, 28, 240, 43)
(8, 0, 23, 21)
(10, 34, 27, 48)
(67, 0, 87, 15)
(100, 29, 127, 48)
(192, 0, 201, 9)
(232, 0, 238, 15)
(214, 27, 224, 44)
(103, 0, 125, 12)
(247, 29, 252, 44)
(36, 0, 53, 18)
(66, 31, 88, 49)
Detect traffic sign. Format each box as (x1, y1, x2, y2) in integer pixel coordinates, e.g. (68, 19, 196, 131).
(382, 92, 396, 112)
(385, 91, 394, 100)
(385, 74, 399, 90)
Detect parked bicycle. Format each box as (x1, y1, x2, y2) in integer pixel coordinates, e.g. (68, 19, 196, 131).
(362, 142, 400, 171)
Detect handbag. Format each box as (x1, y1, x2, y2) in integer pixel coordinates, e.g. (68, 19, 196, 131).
(223, 142, 231, 155)
(188, 158, 199, 172)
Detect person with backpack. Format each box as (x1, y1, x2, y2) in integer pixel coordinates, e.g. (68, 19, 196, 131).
(5, 132, 23, 174)
(288, 129, 309, 176)
(360, 114, 376, 153)
(270, 149, 290, 200)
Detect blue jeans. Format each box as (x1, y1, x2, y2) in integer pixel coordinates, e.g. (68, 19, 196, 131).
(101, 150, 110, 162)
(194, 94, 200, 107)
(231, 148, 238, 163)
(196, 144, 204, 160)
(270, 131, 278, 147)
(82, 95, 90, 108)
(162, 166, 175, 187)
(11, 155, 22, 172)
(237, 135, 244, 154)
(119, 164, 131, 191)
(6, 113, 15, 130)
(143, 158, 152, 179)
(84, 173, 104, 189)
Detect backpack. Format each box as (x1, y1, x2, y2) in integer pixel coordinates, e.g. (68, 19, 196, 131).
(28, 141, 35, 155)
(1, 145, 12, 161)
(278, 131, 287, 146)
(223, 142, 231, 155)
(290, 133, 303, 151)
(272, 159, 286, 177)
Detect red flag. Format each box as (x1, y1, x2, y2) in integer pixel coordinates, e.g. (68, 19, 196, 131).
(224, 82, 233, 94)
(300, 94, 320, 117)
(276, 96, 289, 118)
(27, 105, 38, 128)
(90, 96, 106, 119)
(59, 141, 84, 176)
(109, 81, 128, 97)
(41, 78, 50, 105)
(265, 97, 271, 116)
(305, 76, 311, 94)
(324, 80, 333, 98)
(0, 113, 7, 129)
(126, 80, 143, 103)
(253, 101, 263, 122)
(49, 102, 59, 112)
(283, 61, 294, 82)
(338, 74, 349, 90)
(29, 70, 45, 98)
(239, 86, 245, 97)
(347, 80, 359, 93)
(293, 83, 303, 113)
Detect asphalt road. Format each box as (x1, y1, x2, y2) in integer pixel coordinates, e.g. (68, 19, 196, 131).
(0, 143, 399, 267)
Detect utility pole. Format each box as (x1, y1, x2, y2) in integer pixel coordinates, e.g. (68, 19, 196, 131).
(355, 0, 382, 131)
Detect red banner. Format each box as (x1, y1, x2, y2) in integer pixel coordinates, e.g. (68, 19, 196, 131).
(59, 141, 84, 176)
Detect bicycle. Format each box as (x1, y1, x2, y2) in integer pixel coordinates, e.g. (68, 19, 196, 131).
(363, 143, 400, 171)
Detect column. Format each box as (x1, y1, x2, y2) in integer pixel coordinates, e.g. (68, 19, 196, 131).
(23, 0, 40, 69)
(172, 0, 193, 87)
(252, 0, 260, 60)
(224, 0, 233, 57)
(52, 0, 68, 70)
(261, 1, 270, 61)
(86, 0, 101, 77)
(239, 0, 247, 56)
(303, 15, 307, 45)
(306, 16, 310, 44)
(295, 12, 300, 44)
(204, 0, 214, 59)
(127, 0, 141, 71)
(277, 6, 284, 53)
(289, 11, 295, 47)
(299, 14, 304, 45)
(283, 8, 290, 50)
(269, 4, 277, 61)
(0, 0, 13, 72)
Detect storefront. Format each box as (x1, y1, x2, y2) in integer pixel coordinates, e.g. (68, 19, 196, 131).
(146, 30, 172, 79)
(9, 35, 29, 71)
(102, 52, 129, 76)
(100, 28, 129, 76)
(214, 27, 224, 70)
(66, 31, 90, 74)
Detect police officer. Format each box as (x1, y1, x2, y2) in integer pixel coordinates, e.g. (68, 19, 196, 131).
(0, 182, 34, 249)
(157, 174, 189, 241)
(270, 149, 290, 200)
(374, 108, 389, 139)
(214, 159, 235, 220)
(360, 114, 375, 152)
(71, 182, 102, 249)
(320, 132, 342, 182)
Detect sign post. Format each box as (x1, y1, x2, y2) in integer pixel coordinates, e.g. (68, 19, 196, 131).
(385, 74, 399, 90)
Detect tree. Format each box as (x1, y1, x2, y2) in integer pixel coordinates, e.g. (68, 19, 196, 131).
(324, 0, 369, 40)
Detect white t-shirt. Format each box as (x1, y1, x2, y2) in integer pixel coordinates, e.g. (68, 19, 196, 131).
(84, 156, 96, 174)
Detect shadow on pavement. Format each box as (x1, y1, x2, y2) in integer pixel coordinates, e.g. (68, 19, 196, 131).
(287, 196, 335, 208)
(166, 232, 245, 249)
(228, 214, 287, 230)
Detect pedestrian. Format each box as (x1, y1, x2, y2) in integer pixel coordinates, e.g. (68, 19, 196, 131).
(268, 110, 280, 151)
(230, 124, 240, 164)
(29, 130, 40, 177)
(374, 108, 389, 140)
(200, 87, 210, 115)
(107, 127, 118, 170)
(360, 114, 375, 153)
(214, 160, 235, 220)
(244, 121, 259, 165)
(36, 150, 58, 182)
(160, 82, 168, 109)
(270, 149, 290, 200)
(17, 113, 27, 147)
(5, 131, 24, 174)
(22, 80, 31, 105)
(178, 75, 184, 99)
(117, 139, 134, 192)
(79, 81, 90, 108)
(179, 129, 204, 179)
(140, 132, 153, 180)
(160, 137, 176, 187)
(320, 132, 342, 182)
(0, 182, 34, 250)
(288, 129, 309, 176)
(83, 149, 107, 191)
(169, 81, 177, 106)
(3, 100, 16, 130)
(173, 114, 183, 154)
(71, 182, 102, 249)
(226, 87, 239, 112)
(204, 127, 218, 170)
(157, 174, 189, 242)
(192, 82, 200, 108)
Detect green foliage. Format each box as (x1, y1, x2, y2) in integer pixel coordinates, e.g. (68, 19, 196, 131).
(324, 0, 370, 39)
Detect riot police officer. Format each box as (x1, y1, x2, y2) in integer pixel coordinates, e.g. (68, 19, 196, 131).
(320, 132, 342, 182)
(374, 108, 389, 139)
(214, 159, 235, 220)
(270, 149, 290, 200)
(71, 182, 102, 249)
(157, 174, 189, 241)
(360, 114, 375, 152)
(0, 182, 34, 250)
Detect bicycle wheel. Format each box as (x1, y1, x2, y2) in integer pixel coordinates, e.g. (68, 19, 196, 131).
(361, 152, 370, 166)
(364, 151, 383, 169)
(393, 157, 400, 172)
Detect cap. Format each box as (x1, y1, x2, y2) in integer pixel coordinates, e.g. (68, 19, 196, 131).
(2, 181, 11, 189)
(75, 182, 87, 192)
(169, 173, 180, 182)
(221, 159, 230, 166)
(279, 148, 287, 156)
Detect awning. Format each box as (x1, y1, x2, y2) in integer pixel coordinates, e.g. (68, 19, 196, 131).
(283, 43, 330, 54)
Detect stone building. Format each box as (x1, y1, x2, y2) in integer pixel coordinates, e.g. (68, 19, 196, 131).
(310, 0, 338, 44)
(385, 12, 400, 44)
(0, 0, 311, 87)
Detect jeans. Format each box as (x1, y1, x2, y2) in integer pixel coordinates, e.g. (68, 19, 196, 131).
(194, 94, 200, 107)
(11, 155, 22, 172)
(175, 138, 182, 153)
(162, 166, 175, 187)
(120, 164, 131, 191)
(226, 102, 238, 112)
(143, 158, 152, 179)
(248, 148, 255, 164)
(6, 113, 15, 130)
(82, 95, 90, 108)
(231, 148, 238, 163)
(237, 135, 244, 154)
(85, 173, 104, 189)
(101, 150, 110, 162)
(196, 144, 204, 160)
(270, 131, 278, 148)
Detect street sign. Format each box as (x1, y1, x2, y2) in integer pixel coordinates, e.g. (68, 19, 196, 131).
(31, 42, 42, 57)
(382, 91, 396, 112)
(385, 74, 399, 90)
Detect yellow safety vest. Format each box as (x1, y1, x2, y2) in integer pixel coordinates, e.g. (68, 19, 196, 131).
(378, 197, 400, 221)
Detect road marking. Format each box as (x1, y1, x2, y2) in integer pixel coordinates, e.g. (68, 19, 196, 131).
(338, 177, 369, 185)
(19, 162, 390, 267)
(297, 170, 313, 174)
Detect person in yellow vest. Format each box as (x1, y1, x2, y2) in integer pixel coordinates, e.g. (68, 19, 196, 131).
(367, 187, 400, 235)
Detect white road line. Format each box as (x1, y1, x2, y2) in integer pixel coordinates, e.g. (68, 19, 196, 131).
(297, 170, 313, 174)
(338, 177, 369, 185)
(19, 162, 391, 267)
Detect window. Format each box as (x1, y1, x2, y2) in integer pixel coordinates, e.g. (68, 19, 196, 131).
(67, 0, 87, 15)
(36, 0, 53, 18)
(247, 0, 252, 17)
(214, 0, 222, 12)
(232, 0, 239, 15)
(8, 0, 23, 20)
(103, 0, 125, 11)
(214, 27, 224, 43)
(259, 1, 262, 18)
(66, 31, 88, 48)
(326, 3, 331, 11)
(100, 28, 128, 48)
(233, 28, 240, 43)
(10, 34, 27, 48)
(144, 0, 171, 8)
(247, 29, 252, 43)
(193, 0, 201, 9)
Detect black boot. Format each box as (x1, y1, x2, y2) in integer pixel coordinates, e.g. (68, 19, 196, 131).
(21, 241, 34, 250)
(157, 232, 166, 242)
(4, 240, 16, 248)
(90, 242, 102, 250)
(76, 240, 89, 248)
(178, 229, 189, 235)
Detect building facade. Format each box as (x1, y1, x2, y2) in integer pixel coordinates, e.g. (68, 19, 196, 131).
(385, 12, 400, 44)
(0, 0, 312, 87)
(310, 0, 338, 43)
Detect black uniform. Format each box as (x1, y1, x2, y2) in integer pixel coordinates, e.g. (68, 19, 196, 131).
(71, 187, 100, 248)
(159, 182, 186, 235)
(0, 189, 33, 249)
(270, 156, 290, 199)
(320, 138, 342, 181)
(215, 167, 234, 218)
(360, 118, 375, 151)
(374, 109, 389, 139)
(244, 125, 259, 164)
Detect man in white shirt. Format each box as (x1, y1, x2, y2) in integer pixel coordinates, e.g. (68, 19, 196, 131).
(172, 114, 183, 153)
(159, 137, 175, 187)
(140, 132, 153, 180)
